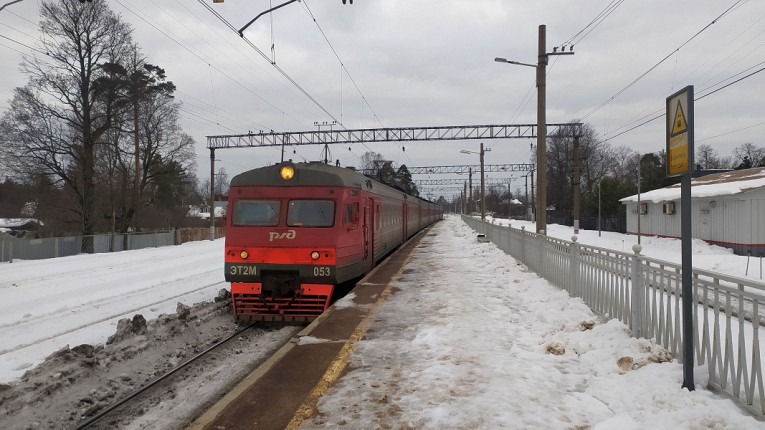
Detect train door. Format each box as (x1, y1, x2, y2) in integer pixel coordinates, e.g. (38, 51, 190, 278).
(363, 198, 374, 269)
(402, 202, 408, 242)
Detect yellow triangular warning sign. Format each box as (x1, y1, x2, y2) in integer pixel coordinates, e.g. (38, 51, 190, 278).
(671, 102, 687, 136)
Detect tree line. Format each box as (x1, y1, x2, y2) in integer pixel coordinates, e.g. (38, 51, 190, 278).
(0, 1, 203, 250)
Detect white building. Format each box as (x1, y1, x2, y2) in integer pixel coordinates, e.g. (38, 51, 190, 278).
(620, 168, 765, 256)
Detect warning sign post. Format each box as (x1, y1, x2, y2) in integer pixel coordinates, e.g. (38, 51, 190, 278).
(666, 88, 693, 177)
(666, 85, 695, 391)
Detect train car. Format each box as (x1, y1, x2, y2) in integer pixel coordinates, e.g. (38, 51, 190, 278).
(224, 161, 442, 321)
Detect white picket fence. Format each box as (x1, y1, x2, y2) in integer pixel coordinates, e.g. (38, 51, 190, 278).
(461, 215, 765, 416)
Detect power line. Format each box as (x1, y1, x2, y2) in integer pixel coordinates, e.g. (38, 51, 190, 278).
(0, 33, 47, 56)
(603, 61, 765, 143)
(563, 0, 625, 48)
(583, 0, 745, 122)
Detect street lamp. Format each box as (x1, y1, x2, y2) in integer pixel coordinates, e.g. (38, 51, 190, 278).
(460, 143, 490, 220)
(495, 25, 574, 234)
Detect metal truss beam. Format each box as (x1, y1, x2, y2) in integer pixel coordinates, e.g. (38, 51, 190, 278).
(361, 164, 533, 175)
(419, 186, 465, 192)
(206, 123, 582, 149)
(415, 178, 514, 186)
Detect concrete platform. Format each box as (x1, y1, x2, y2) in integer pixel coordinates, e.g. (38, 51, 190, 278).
(188, 225, 434, 430)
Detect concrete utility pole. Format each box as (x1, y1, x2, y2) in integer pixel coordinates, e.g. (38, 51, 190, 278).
(573, 134, 581, 234)
(463, 181, 467, 214)
(496, 25, 574, 233)
(480, 142, 491, 220)
(210, 149, 216, 240)
(468, 168, 473, 214)
(536, 25, 547, 234)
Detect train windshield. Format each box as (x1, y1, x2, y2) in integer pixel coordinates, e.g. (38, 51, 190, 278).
(287, 200, 335, 227)
(233, 200, 280, 226)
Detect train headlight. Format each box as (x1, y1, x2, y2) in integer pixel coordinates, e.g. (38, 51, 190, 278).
(280, 164, 295, 180)
(240, 250, 249, 259)
(310, 251, 320, 261)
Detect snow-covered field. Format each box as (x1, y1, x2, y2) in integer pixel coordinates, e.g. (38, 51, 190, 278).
(0, 239, 226, 383)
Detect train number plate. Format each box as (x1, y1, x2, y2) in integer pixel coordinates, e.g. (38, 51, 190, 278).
(229, 264, 257, 276)
(313, 266, 331, 277)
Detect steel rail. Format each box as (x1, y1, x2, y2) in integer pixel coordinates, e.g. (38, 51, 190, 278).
(71, 321, 258, 430)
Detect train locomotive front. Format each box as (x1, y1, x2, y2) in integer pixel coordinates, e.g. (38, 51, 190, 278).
(224, 162, 369, 322)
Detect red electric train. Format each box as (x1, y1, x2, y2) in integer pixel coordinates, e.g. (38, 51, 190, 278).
(224, 161, 443, 321)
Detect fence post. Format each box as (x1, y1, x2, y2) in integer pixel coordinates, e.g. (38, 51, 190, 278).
(9, 240, 13, 263)
(55, 237, 59, 258)
(520, 226, 526, 266)
(570, 235, 580, 297)
(538, 230, 545, 275)
(630, 244, 643, 338)
(505, 222, 511, 254)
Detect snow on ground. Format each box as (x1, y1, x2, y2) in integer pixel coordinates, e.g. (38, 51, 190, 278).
(301, 215, 762, 429)
(0, 215, 763, 428)
(0, 239, 225, 383)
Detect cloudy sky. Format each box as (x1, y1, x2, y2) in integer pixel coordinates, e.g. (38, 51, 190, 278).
(0, 0, 763, 200)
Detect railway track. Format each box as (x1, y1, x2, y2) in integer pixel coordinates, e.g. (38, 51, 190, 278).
(71, 321, 260, 430)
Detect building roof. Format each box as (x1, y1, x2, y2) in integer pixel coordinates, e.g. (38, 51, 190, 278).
(0, 218, 44, 229)
(620, 168, 765, 203)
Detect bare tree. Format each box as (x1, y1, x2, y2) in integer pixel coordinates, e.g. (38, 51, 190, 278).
(734, 142, 765, 169)
(359, 151, 384, 173)
(547, 122, 607, 211)
(696, 144, 731, 169)
(0, 0, 133, 250)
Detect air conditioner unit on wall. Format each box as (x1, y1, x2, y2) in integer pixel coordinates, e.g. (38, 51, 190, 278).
(638, 202, 648, 215)
(662, 202, 675, 215)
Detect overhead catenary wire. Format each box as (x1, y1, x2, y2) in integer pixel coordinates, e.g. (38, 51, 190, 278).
(196, 0, 341, 128)
(167, 0, 312, 121)
(300, 0, 384, 129)
(116, 0, 313, 131)
(113, 5, 327, 169)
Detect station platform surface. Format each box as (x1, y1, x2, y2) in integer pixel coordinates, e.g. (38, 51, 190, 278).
(188, 216, 761, 430)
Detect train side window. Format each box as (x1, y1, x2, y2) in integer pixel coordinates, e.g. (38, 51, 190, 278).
(344, 202, 359, 226)
(287, 200, 335, 227)
(233, 200, 279, 226)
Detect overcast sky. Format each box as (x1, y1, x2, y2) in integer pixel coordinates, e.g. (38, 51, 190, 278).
(1, 0, 763, 200)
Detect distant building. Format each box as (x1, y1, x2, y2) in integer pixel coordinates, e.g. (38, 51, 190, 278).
(620, 168, 765, 256)
(187, 199, 227, 220)
(0, 218, 44, 237)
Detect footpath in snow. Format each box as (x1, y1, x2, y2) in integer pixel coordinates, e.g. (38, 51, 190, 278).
(299, 215, 761, 429)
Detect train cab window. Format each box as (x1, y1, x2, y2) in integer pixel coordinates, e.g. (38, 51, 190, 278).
(287, 200, 335, 227)
(233, 200, 279, 226)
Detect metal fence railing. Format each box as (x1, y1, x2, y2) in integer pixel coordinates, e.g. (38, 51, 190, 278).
(0, 227, 225, 263)
(462, 215, 765, 416)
